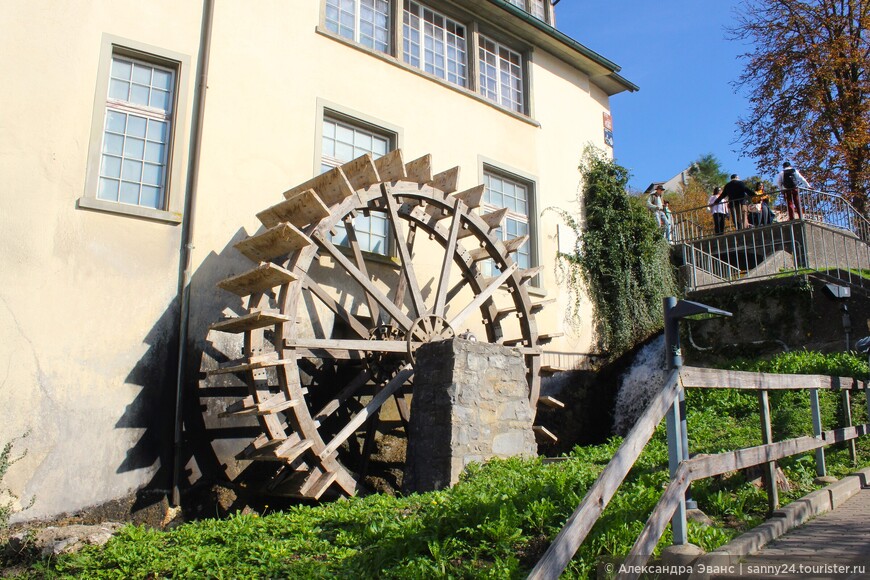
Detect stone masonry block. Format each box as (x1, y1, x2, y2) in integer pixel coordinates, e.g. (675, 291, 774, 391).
(404, 339, 537, 493)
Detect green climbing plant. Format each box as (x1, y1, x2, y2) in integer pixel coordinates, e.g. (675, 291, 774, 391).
(551, 146, 678, 358)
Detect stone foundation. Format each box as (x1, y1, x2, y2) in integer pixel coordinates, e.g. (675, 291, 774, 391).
(403, 338, 537, 493)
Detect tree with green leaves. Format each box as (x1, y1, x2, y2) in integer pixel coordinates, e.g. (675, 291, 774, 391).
(552, 147, 678, 358)
(687, 153, 729, 192)
(729, 0, 870, 211)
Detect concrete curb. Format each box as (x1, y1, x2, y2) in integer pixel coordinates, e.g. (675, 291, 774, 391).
(687, 467, 870, 579)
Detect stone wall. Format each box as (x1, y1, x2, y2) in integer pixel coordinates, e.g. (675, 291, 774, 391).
(404, 339, 537, 493)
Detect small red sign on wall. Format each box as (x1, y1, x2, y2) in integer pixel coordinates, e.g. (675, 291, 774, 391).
(603, 112, 613, 147)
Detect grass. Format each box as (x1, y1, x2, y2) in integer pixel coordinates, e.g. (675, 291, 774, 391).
(7, 351, 870, 579)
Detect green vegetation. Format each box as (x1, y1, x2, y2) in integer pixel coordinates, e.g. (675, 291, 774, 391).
(1, 434, 30, 530)
(8, 351, 870, 579)
(553, 147, 677, 358)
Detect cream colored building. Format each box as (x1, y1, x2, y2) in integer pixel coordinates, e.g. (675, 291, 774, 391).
(0, 0, 635, 519)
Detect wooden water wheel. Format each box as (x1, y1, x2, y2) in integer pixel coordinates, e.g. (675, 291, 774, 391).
(202, 150, 556, 499)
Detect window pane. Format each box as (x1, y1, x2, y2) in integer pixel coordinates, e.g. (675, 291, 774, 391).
(132, 63, 152, 85)
(127, 115, 147, 138)
(106, 111, 126, 134)
(335, 141, 354, 161)
(98, 178, 120, 202)
(119, 181, 140, 204)
(372, 137, 388, 156)
(336, 124, 354, 146)
(151, 89, 171, 112)
(152, 69, 172, 90)
(108, 79, 129, 100)
(140, 186, 161, 209)
(111, 58, 132, 80)
(147, 120, 168, 142)
(103, 133, 124, 155)
(142, 163, 163, 185)
(124, 137, 146, 158)
(322, 137, 335, 158)
(122, 159, 143, 181)
(144, 142, 165, 163)
(130, 84, 150, 106)
(101, 154, 122, 178)
(323, 120, 336, 139)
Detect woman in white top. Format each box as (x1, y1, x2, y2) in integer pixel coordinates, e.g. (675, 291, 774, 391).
(708, 186, 729, 235)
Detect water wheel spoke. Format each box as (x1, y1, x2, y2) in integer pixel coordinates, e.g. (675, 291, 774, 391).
(449, 263, 518, 330)
(320, 365, 414, 458)
(358, 408, 381, 479)
(342, 217, 381, 323)
(433, 198, 463, 318)
(380, 222, 417, 326)
(312, 231, 415, 332)
(287, 338, 409, 355)
(382, 183, 427, 319)
(314, 369, 372, 423)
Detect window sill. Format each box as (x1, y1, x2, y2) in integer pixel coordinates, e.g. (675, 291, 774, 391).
(77, 196, 183, 224)
(316, 27, 541, 128)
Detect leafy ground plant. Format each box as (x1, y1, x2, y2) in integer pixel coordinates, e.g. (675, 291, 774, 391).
(11, 351, 870, 578)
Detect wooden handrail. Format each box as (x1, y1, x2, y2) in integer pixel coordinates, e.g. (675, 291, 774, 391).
(528, 365, 870, 580)
(526, 369, 681, 580)
(679, 366, 861, 391)
(617, 424, 870, 580)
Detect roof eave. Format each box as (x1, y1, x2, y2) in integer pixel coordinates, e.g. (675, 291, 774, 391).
(485, 0, 638, 95)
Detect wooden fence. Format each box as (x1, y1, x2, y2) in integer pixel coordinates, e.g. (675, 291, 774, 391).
(527, 366, 870, 580)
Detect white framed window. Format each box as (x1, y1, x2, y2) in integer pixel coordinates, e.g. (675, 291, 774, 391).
(530, 0, 547, 21)
(79, 37, 189, 223)
(505, 0, 548, 22)
(482, 169, 534, 277)
(322, 116, 394, 256)
(403, 0, 467, 88)
(478, 35, 524, 114)
(325, 0, 391, 54)
(97, 56, 175, 210)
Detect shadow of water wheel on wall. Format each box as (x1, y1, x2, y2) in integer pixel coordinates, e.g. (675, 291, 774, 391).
(198, 150, 549, 500)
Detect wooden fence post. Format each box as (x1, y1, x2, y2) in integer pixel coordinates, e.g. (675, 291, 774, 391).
(665, 391, 687, 545)
(809, 388, 826, 477)
(841, 389, 856, 464)
(758, 390, 779, 514)
(866, 382, 870, 434)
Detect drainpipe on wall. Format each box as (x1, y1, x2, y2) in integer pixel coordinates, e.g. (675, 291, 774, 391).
(172, 0, 215, 507)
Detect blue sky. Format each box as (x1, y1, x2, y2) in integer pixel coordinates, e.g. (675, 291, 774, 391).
(555, 0, 763, 191)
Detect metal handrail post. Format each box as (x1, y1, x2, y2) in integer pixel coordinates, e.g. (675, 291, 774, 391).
(809, 388, 826, 477)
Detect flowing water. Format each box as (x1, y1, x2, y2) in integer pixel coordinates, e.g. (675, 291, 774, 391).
(612, 333, 667, 435)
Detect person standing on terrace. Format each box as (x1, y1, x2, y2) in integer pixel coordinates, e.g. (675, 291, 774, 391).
(708, 186, 728, 235)
(714, 174, 754, 230)
(776, 161, 811, 220)
(646, 185, 665, 229)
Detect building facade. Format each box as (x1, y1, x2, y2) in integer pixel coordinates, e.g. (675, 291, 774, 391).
(0, 0, 635, 519)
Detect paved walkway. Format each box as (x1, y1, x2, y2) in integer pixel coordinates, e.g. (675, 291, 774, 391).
(717, 486, 870, 579)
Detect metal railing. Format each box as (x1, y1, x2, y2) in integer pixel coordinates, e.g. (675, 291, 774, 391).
(682, 220, 870, 292)
(672, 188, 870, 292)
(671, 187, 870, 244)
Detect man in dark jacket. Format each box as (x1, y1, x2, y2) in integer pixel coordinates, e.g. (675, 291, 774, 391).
(715, 174, 755, 230)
